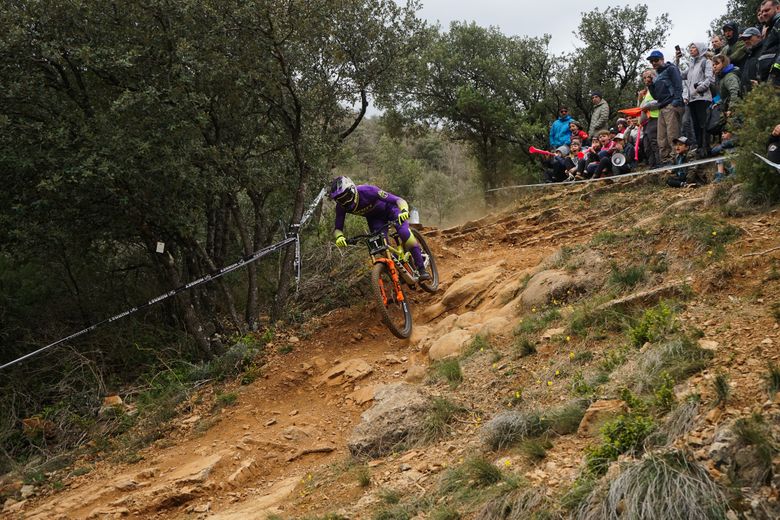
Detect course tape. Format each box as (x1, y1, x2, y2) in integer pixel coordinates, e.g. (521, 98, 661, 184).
(753, 152, 780, 171)
(0, 188, 328, 372)
(486, 155, 734, 192)
(0, 238, 296, 371)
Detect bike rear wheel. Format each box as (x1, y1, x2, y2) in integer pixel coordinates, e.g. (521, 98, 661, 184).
(412, 229, 439, 293)
(371, 262, 412, 339)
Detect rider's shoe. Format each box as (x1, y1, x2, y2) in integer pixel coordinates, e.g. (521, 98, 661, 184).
(418, 271, 431, 282)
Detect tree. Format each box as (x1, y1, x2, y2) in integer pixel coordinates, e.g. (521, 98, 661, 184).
(400, 22, 554, 199)
(710, 0, 764, 35)
(560, 4, 671, 121)
(0, 0, 426, 360)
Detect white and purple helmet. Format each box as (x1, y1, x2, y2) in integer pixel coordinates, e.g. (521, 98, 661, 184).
(329, 176, 357, 206)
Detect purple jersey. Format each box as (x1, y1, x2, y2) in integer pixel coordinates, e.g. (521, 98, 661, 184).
(334, 185, 405, 232)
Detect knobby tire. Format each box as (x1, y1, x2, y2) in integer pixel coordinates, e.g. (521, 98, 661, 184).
(412, 229, 439, 293)
(370, 262, 412, 339)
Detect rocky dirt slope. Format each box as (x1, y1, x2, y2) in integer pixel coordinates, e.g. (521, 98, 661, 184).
(5, 177, 780, 519)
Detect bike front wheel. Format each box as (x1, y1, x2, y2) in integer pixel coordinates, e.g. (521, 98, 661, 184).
(371, 262, 413, 339)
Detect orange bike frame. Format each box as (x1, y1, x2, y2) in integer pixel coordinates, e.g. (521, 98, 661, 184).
(374, 257, 405, 303)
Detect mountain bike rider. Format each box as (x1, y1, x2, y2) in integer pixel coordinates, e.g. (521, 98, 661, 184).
(329, 176, 431, 282)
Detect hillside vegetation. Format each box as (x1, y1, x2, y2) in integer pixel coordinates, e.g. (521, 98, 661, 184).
(3, 175, 779, 519)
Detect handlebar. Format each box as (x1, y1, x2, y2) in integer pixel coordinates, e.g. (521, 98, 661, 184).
(343, 223, 393, 246)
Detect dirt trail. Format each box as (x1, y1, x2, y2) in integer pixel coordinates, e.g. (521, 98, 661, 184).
(16, 180, 780, 519)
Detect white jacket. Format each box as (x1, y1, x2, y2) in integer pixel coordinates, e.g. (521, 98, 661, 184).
(680, 42, 714, 103)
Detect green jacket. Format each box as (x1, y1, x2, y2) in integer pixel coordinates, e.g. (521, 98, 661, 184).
(718, 66, 741, 112)
(588, 99, 610, 136)
(724, 40, 746, 68)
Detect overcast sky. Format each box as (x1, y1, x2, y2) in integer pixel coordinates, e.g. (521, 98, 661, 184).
(414, 0, 729, 60)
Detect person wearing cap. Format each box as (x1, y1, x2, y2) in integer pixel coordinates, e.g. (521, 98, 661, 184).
(644, 50, 684, 164)
(549, 106, 573, 149)
(681, 42, 715, 158)
(722, 23, 747, 68)
(610, 133, 634, 176)
(665, 136, 697, 188)
(757, 0, 780, 83)
(740, 27, 764, 94)
(588, 91, 610, 138)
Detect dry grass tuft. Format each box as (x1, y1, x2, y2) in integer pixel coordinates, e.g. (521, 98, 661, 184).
(576, 450, 730, 520)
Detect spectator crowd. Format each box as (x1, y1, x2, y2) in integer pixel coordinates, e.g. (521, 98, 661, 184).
(537, 0, 780, 188)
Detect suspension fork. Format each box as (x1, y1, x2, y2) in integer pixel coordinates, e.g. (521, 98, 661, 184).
(374, 257, 405, 303)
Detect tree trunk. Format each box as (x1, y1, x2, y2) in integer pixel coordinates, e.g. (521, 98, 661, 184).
(228, 194, 259, 331)
(271, 162, 310, 321)
(160, 250, 213, 360)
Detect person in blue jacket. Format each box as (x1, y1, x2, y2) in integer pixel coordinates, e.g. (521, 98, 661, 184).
(329, 176, 430, 281)
(549, 107, 573, 149)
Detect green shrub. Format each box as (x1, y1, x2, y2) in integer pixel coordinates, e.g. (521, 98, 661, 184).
(570, 371, 596, 397)
(585, 413, 656, 477)
(628, 302, 675, 347)
(732, 83, 780, 203)
(653, 372, 676, 413)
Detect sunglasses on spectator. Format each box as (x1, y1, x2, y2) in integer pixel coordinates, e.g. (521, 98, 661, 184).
(649, 58, 661, 63)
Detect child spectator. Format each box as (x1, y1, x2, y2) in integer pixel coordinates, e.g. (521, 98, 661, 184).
(581, 140, 602, 179)
(666, 136, 707, 187)
(541, 145, 575, 183)
(610, 133, 634, 175)
(713, 129, 737, 182)
(569, 121, 589, 145)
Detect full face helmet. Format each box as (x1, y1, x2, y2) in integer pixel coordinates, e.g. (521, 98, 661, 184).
(329, 176, 357, 206)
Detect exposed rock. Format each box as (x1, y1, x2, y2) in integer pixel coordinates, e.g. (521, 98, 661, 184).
(320, 359, 373, 386)
(578, 400, 628, 437)
(348, 383, 431, 458)
(428, 329, 472, 360)
(348, 385, 376, 405)
(595, 279, 688, 311)
(404, 365, 426, 383)
(20, 484, 35, 499)
(520, 270, 578, 308)
(698, 339, 720, 351)
(205, 476, 299, 519)
(477, 316, 511, 337)
(409, 325, 431, 347)
(541, 327, 566, 340)
(422, 263, 505, 320)
(227, 459, 255, 485)
(281, 425, 317, 442)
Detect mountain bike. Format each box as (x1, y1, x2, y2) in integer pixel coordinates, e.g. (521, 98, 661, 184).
(346, 224, 439, 338)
